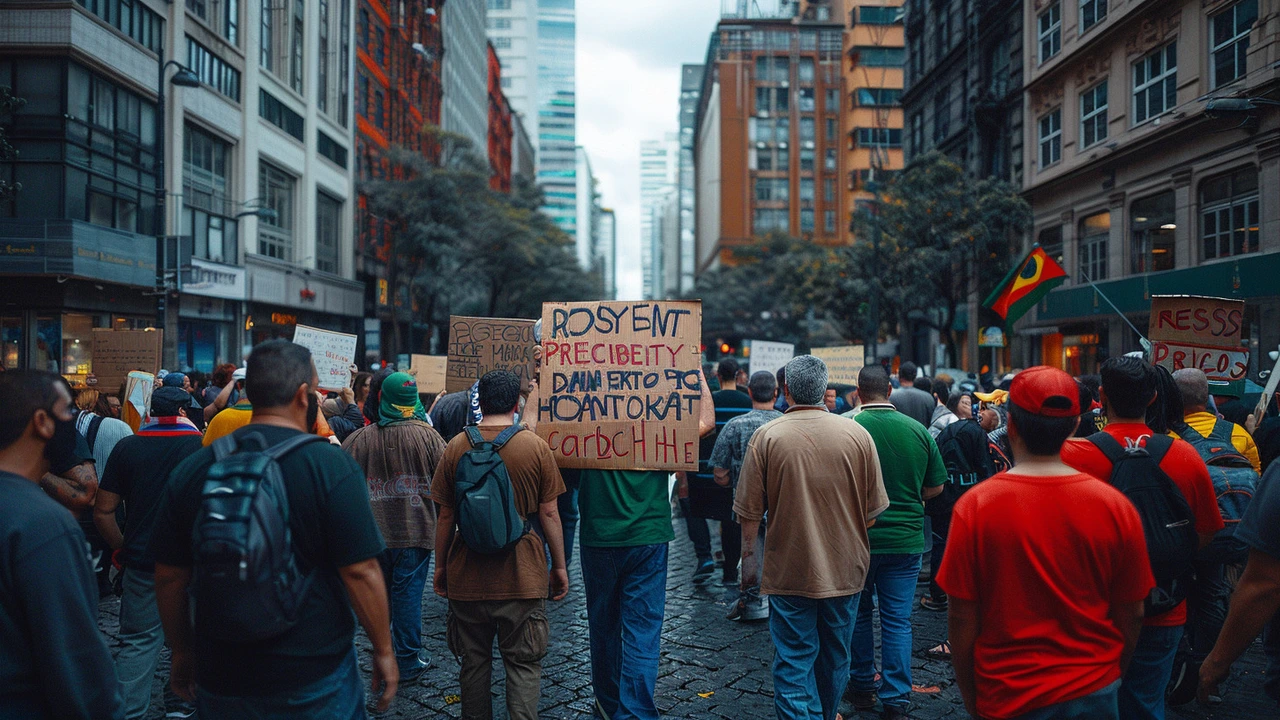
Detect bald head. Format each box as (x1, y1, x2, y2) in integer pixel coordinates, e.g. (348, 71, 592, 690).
(1172, 368, 1209, 413)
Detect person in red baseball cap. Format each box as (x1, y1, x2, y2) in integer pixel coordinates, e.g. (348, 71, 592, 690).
(938, 366, 1155, 720)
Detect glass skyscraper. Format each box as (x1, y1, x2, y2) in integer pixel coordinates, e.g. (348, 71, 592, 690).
(535, 0, 577, 240)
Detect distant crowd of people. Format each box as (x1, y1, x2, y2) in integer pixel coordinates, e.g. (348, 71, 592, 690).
(2, 337, 1279, 720)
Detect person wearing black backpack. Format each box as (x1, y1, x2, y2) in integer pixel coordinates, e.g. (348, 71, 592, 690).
(1062, 356, 1224, 720)
(150, 340, 396, 718)
(430, 370, 568, 720)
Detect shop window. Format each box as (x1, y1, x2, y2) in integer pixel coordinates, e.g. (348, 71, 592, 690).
(1, 317, 20, 370)
(1078, 211, 1109, 281)
(1130, 191, 1176, 273)
(1200, 166, 1259, 259)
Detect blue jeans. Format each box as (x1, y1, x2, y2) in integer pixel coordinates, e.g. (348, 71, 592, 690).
(1013, 680, 1119, 720)
(769, 593, 860, 720)
(196, 646, 365, 719)
(377, 547, 432, 674)
(1119, 624, 1183, 720)
(581, 543, 668, 720)
(851, 553, 923, 710)
(115, 568, 165, 719)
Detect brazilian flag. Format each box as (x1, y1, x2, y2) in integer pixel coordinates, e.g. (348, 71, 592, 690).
(983, 245, 1068, 326)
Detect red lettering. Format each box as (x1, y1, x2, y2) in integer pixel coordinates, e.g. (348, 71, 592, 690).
(1226, 309, 1243, 337)
(544, 342, 560, 366)
(631, 421, 647, 463)
(574, 342, 589, 364)
(1152, 343, 1169, 363)
(1175, 308, 1192, 330)
(592, 344, 607, 364)
(1192, 308, 1210, 332)
(631, 344, 644, 365)
(656, 426, 677, 463)
(557, 341, 571, 366)
(1172, 350, 1187, 369)
(1157, 310, 1176, 330)
(613, 431, 629, 457)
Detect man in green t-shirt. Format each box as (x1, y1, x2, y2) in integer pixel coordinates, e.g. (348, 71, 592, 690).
(846, 364, 946, 718)
(576, 369, 715, 720)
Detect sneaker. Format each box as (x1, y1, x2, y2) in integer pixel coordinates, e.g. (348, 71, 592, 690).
(727, 585, 769, 621)
(1167, 658, 1199, 707)
(400, 651, 433, 683)
(693, 558, 716, 584)
(842, 686, 878, 711)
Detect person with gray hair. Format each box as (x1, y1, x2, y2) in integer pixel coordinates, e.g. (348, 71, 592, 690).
(735, 355, 890, 719)
(1173, 368, 1260, 472)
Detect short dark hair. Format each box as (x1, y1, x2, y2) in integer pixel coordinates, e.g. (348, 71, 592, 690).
(1008, 404, 1078, 456)
(899, 361, 919, 383)
(1078, 374, 1101, 402)
(914, 376, 933, 395)
(933, 381, 952, 404)
(857, 365, 892, 401)
(945, 390, 965, 414)
(0, 371, 65, 450)
(478, 370, 521, 416)
(775, 366, 786, 390)
(245, 340, 315, 409)
(747, 371, 777, 403)
(717, 357, 740, 382)
(1100, 356, 1156, 419)
(1149, 365, 1186, 435)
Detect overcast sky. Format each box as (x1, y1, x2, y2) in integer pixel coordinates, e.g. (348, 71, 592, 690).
(576, 0, 722, 300)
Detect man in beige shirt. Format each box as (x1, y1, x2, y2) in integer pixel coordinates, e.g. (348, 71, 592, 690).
(736, 355, 890, 720)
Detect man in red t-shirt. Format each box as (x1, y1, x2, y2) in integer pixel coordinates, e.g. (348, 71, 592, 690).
(1061, 356, 1223, 720)
(939, 366, 1153, 720)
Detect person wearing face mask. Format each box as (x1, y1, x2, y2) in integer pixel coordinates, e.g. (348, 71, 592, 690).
(149, 340, 396, 717)
(0, 370, 125, 719)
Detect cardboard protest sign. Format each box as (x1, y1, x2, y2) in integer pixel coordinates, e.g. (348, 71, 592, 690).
(411, 355, 449, 394)
(1149, 295, 1248, 395)
(91, 329, 162, 393)
(292, 324, 358, 391)
(747, 340, 794, 376)
(446, 316, 537, 393)
(121, 371, 154, 433)
(811, 346, 866, 386)
(537, 300, 703, 471)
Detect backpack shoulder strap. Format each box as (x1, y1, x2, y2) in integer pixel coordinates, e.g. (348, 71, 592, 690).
(464, 426, 485, 448)
(1086, 431, 1127, 466)
(1209, 420, 1237, 444)
(1143, 434, 1174, 465)
(211, 434, 239, 462)
(1175, 424, 1204, 446)
(491, 424, 525, 450)
(264, 433, 328, 461)
(85, 414, 104, 451)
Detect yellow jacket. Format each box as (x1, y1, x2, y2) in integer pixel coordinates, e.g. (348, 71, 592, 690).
(1182, 411, 1261, 472)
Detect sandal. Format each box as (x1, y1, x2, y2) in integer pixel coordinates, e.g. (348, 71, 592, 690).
(925, 641, 952, 660)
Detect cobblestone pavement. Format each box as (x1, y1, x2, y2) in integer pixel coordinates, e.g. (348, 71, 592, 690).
(101, 518, 1278, 719)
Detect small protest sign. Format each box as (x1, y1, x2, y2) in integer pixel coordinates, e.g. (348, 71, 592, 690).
(446, 316, 537, 393)
(747, 340, 794, 376)
(91, 329, 162, 393)
(1149, 295, 1248, 395)
(811, 346, 866, 386)
(121, 371, 154, 433)
(411, 355, 449, 394)
(292, 324, 358, 391)
(537, 300, 703, 471)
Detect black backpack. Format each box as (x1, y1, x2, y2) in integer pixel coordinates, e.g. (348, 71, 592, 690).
(455, 426, 530, 554)
(1087, 432, 1199, 617)
(192, 432, 324, 642)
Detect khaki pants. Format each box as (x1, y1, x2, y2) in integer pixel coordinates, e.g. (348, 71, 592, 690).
(447, 598, 549, 720)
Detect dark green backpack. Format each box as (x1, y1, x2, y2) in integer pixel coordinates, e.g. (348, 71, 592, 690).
(455, 425, 529, 554)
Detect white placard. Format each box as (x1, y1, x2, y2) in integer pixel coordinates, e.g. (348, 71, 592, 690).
(748, 340, 795, 376)
(293, 324, 358, 391)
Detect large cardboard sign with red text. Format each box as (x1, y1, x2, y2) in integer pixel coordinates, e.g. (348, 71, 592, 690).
(537, 300, 703, 471)
(1149, 295, 1248, 395)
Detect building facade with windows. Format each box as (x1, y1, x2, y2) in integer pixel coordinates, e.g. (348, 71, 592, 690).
(535, 0, 576, 242)
(0, 0, 361, 376)
(694, 3, 849, 276)
(844, 1, 905, 235)
(1020, 0, 1279, 376)
(485, 0, 536, 140)
(442, 0, 488, 151)
(676, 64, 702, 296)
(596, 205, 615, 299)
(640, 133, 677, 298)
(487, 41, 513, 191)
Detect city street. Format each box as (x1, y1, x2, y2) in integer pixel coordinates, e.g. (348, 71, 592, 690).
(100, 515, 1278, 720)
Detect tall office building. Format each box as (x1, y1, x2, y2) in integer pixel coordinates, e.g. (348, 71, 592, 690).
(574, 146, 594, 269)
(442, 0, 490, 152)
(640, 133, 677, 298)
(535, 0, 577, 239)
(677, 64, 703, 294)
(844, 2, 904, 232)
(597, 207, 616, 299)
(0, 0, 362, 373)
(485, 0, 538, 139)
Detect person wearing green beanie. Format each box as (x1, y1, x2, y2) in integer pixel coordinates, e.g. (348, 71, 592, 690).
(378, 372, 430, 427)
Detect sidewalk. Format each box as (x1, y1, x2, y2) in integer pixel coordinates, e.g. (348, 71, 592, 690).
(98, 521, 1278, 718)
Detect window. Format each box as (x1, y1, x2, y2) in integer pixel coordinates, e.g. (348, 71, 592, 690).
(824, 210, 837, 233)
(1080, 80, 1108, 148)
(1130, 191, 1176, 273)
(1200, 167, 1259, 259)
(317, 0, 329, 112)
(1038, 225, 1064, 266)
(488, 17, 511, 29)
(986, 38, 1011, 96)
(824, 148, 837, 170)
(933, 89, 949, 141)
(493, 36, 511, 49)
(487, 0, 511, 8)
(1079, 211, 1109, 281)
(855, 128, 903, 147)
(375, 27, 385, 65)
(1133, 42, 1176, 124)
(934, 3, 950, 58)
(290, 0, 304, 93)
(754, 56, 790, 83)
(260, 0, 273, 69)
(908, 31, 923, 83)
(823, 177, 835, 202)
(800, 116, 815, 143)
(755, 86, 789, 113)
(1038, 109, 1061, 168)
(799, 88, 815, 112)
(1080, 0, 1107, 33)
(800, 148, 815, 171)
(258, 161, 294, 260)
(754, 177, 789, 202)
(359, 8, 368, 46)
(1210, 0, 1258, 88)
(317, 130, 348, 168)
(856, 47, 905, 67)
(800, 209, 815, 233)
(259, 89, 304, 141)
(825, 117, 837, 140)
(337, 0, 349, 126)
(799, 177, 814, 203)
(76, 0, 165, 54)
(854, 88, 902, 107)
(857, 6, 900, 24)
(798, 58, 815, 84)
(910, 112, 924, 154)
(1038, 3, 1061, 63)
(315, 192, 341, 273)
(824, 89, 839, 113)
(187, 37, 241, 101)
(374, 90, 385, 130)
(753, 208, 788, 234)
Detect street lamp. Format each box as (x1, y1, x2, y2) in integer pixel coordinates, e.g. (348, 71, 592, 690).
(235, 207, 278, 222)
(154, 59, 201, 368)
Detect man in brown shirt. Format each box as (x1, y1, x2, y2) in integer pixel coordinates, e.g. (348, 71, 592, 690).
(735, 355, 890, 720)
(342, 371, 447, 685)
(431, 370, 567, 720)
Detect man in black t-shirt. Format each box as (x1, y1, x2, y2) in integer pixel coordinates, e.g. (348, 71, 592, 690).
(94, 385, 204, 719)
(150, 340, 395, 717)
(0, 370, 123, 719)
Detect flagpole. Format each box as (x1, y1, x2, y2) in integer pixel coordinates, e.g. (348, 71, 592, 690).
(1078, 266, 1151, 349)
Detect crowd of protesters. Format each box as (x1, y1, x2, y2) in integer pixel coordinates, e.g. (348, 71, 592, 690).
(2, 333, 1279, 720)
